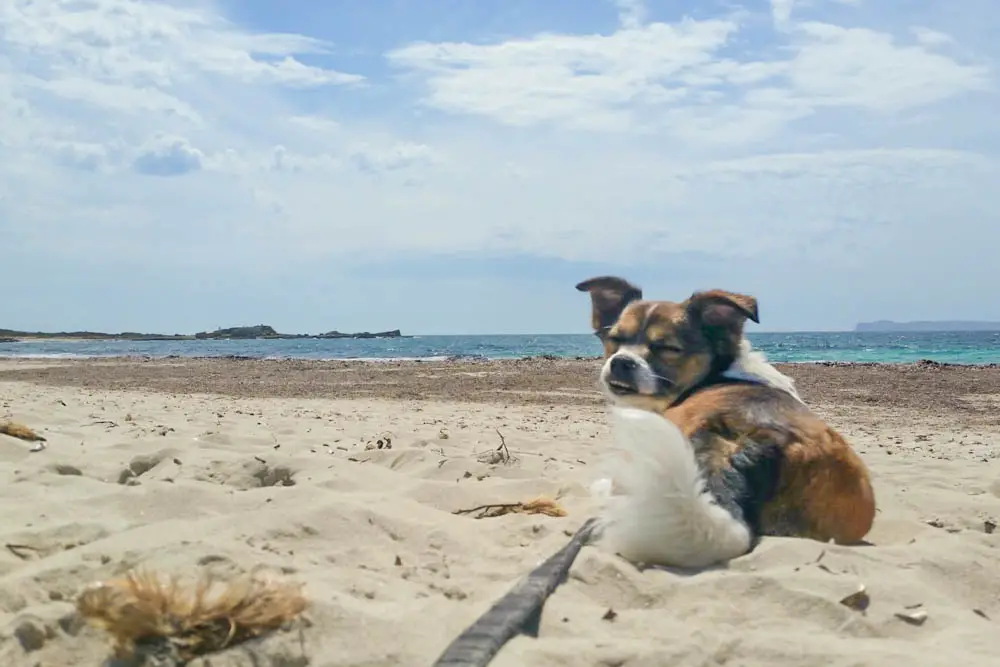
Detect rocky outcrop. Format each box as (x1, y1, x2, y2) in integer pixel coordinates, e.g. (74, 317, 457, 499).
(2, 325, 406, 341)
(317, 329, 403, 339)
(195, 325, 280, 340)
(0, 329, 189, 341)
(194, 326, 405, 340)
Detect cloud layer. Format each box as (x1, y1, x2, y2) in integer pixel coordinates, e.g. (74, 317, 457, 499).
(1, 0, 997, 332)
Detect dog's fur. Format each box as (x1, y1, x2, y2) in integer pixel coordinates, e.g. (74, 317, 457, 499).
(577, 276, 875, 568)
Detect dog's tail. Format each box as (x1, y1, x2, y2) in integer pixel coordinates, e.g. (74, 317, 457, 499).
(595, 407, 752, 568)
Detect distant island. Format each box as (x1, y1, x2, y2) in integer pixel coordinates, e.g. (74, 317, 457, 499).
(855, 320, 1000, 333)
(0, 324, 406, 342)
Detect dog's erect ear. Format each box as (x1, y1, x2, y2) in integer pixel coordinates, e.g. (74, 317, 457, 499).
(575, 276, 643, 332)
(686, 289, 759, 329)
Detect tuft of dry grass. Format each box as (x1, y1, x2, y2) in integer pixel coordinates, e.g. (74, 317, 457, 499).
(0, 420, 46, 442)
(76, 569, 308, 663)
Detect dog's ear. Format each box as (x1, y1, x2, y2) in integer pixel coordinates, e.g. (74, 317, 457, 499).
(575, 276, 643, 332)
(686, 289, 759, 330)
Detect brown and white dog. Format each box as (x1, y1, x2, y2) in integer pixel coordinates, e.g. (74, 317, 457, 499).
(577, 276, 876, 568)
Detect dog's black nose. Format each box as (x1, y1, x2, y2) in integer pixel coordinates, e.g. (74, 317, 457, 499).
(609, 355, 637, 379)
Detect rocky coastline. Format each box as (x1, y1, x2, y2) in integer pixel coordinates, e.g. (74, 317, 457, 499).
(0, 324, 406, 342)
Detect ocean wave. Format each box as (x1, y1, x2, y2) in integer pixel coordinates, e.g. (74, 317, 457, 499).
(263, 355, 454, 363)
(2, 332, 999, 364)
(0, 352, 105, 360)
(0, 352, 466, 362)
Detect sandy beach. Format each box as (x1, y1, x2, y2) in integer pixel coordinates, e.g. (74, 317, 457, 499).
(1, 356, 999, 666)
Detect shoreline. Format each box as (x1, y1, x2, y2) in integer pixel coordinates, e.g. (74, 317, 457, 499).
(3, 355, 1000, 422)
(1, 352, 999, 369)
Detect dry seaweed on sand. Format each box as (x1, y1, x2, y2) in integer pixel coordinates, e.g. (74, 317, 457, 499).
(453, 496, 568, 519)
(0, 420, 46, 442)
(432, 517, 600, 667)
(76, 568, 308, 664)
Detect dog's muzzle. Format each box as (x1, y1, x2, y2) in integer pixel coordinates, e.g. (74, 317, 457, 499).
(602, 350, 654, 395)
(608, 354, 637, 383)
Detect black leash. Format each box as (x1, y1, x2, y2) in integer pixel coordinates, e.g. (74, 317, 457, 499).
(431, 517, 600, 667)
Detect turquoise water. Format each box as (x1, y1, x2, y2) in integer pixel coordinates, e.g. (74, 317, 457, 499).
(2, 331, 1000, 364)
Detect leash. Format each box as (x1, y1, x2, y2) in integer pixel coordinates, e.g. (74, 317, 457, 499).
(431, 517, 600, 667)
(668, 372, 765, 408)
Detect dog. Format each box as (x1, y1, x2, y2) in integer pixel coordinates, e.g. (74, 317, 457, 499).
(576, 276, 876, 568)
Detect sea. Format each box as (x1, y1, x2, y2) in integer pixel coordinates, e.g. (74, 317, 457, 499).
(2, 331, 1000, 365)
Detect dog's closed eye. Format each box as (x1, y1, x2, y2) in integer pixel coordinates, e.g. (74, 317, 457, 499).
(648, 341, 684, 353)
(598, 328, 629, 344)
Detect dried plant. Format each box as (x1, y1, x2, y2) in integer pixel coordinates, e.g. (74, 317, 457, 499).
(454, 495, 568, 519)
(476, 429, 519, 466)
(76, 569, 308, 663)
(0, 421, 46, 442)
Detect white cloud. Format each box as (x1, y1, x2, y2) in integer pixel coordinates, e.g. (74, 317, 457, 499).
(771, 0, 795, 27)
(289, 115, 342, 132)
(388, 19, 743, 133)
(348, 142, 438, 173)
(389, 14, 989, 136)
(787, 22, 990, 111)
(49, 140, 108, 172)
(0, 0, 360, 90)
(26, 76, 203, 122)
(614, 0, 648, 30)
(1, 0, 998, 319)
(911, 26, 954, 48)
(132, 134, 203, 176)
(0, 0, 362, 154)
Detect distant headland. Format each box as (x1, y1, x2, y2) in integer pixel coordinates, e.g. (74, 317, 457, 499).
(0, 324, 406, 343)
(854, 320, 1000, 333)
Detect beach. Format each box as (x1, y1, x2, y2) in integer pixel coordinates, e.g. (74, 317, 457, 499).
(1, 357, 999, 666)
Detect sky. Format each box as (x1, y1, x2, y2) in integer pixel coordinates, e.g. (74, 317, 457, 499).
(1, 0, 997, 335)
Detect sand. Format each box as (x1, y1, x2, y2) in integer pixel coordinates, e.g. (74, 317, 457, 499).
(0, 357, 999, 666)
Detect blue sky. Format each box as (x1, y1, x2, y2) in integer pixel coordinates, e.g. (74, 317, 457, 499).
(1, 0, 997, 335)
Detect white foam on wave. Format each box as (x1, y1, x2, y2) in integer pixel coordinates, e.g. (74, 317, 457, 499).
(0, 352, 458, 362)
(0, 352, 101, 360)
(264, 355, 453, 363)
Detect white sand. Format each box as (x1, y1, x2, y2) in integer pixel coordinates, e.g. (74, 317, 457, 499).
(1, 380, 999, 666)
